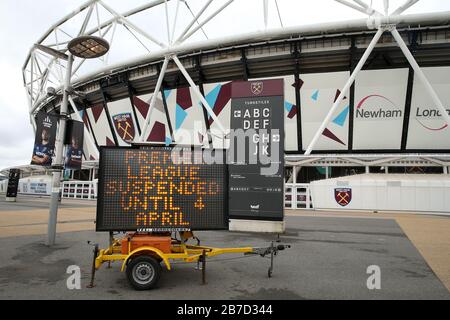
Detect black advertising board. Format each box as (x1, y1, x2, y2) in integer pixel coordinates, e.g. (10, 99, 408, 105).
(6, 169, 20, 198)
(96, 146, 228, 232)
(31, 113, 58, 167)
(229, 80, 285, 221)
(64, 120, 84, 170)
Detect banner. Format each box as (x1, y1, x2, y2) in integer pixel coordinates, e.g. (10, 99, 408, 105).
(31, 113, 58, 167)
(108, 98, 137, 146)
(6, 169, 20, 199)
(64, 120, 84, 170)
(353, 69, 408, 150)
(228, 80, 285, 221)
(300, 71, 350, 151)
(406, 66, 450, 150)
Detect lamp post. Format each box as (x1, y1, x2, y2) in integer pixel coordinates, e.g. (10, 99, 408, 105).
(44, 35, 109, 246)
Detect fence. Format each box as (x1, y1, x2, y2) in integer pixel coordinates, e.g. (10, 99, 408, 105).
(285, 183, 313, 210)
(62, 181, 97, 200)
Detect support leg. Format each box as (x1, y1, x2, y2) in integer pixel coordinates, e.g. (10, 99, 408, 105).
(139, 57, 170, 142)
(268, 241, 274, 278)
(172, 55, 227, 134)
(305, 28, 385, 155)
(108, 232, 113, 269)
(87, 243, 99, 289)
(201, 250, 207, 285)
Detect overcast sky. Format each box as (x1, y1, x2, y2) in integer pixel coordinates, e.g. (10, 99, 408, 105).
(0, 0, 449, 170)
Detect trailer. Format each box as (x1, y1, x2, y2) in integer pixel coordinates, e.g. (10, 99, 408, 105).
(88, 231, 290, 290)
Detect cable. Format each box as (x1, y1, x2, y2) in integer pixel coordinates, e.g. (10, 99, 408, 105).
(183, 0, 209, 39)
(274, 0, 284, 28)
(123, 24, 151, 53)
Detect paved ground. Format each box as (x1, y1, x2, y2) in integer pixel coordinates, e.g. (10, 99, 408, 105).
(0, 196, 449, 300)
(0, 196, 95, 238)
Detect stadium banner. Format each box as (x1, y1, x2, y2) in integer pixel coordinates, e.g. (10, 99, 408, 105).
(228, 80, 285, 221)
(107, 98, 137, 146)
(31, 113, 58, 167)
(300, 71, 350, 151)
(6, 169, 20, 201)
(165, 86, 208, 146)
(407, 66, 450, 150)
(203, 82, 232, 150)
(131, 92, 171, 145)
(96, 146, 228, 232)
(64, 120, 84, 170)
(353, 68, 409, 150)
(86, 103, 116, 147)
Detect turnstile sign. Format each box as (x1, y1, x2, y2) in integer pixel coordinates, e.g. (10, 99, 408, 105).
(229, 80, 285, 221)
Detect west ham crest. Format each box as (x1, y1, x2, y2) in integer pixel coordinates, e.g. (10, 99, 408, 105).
(335, 188, 352, 207)
(251, 82, 263, 95)
(113, 113, 135, 143)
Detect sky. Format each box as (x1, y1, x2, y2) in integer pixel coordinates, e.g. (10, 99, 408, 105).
(0, 0, 449, 170)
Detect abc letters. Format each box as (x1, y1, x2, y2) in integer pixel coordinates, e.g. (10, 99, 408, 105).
(242, 103, 271, 156)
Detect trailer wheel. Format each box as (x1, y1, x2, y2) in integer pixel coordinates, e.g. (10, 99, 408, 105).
(126, 255, 161, 290)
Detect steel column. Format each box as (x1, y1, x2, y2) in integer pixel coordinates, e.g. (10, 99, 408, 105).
(139, 57, 170, 142)
(293, 42, 303, 153)
(47, 54, 74, 246)
(392, 0, 420, 16)
(305, 28, 385, 155)
(172, 55, 226, 134)
(391, 28, 450, 127)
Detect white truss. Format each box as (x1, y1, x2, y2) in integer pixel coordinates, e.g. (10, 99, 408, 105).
(304, 0, 450, 155)
(286, 154, 450, 168)
(22, 0, 450, 152)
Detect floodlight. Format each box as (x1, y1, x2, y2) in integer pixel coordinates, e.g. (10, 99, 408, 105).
(68, 36, 110, 59)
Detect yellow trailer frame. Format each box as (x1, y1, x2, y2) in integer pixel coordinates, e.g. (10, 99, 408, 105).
(95, 239, 255, 272)
(88, 232, 290, 290)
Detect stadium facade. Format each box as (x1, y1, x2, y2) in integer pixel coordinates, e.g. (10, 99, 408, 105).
(3, 0, 450, 210)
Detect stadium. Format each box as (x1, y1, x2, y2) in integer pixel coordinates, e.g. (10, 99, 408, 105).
(3, 0, 450, 301)
(2, 0, 450, 213)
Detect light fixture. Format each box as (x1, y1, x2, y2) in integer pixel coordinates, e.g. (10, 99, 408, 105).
(68, 36, 110, 59)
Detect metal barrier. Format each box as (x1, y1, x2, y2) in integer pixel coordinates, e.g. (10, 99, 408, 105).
(62, 181, 97, 200)
(285, 183, 313, 210)
(61, 180, 313, 207)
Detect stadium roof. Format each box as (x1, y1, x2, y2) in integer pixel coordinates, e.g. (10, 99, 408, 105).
(23, 0, 450, 120)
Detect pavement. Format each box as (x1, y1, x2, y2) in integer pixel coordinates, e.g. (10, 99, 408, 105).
(0, 196, 95, 238)
(0, 196, 449, 300)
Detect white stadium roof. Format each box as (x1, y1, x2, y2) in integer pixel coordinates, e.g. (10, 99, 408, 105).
(23, 0, 450, 120)
(18, 0, 450, 166)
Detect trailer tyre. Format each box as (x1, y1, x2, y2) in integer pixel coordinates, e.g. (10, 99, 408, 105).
(126, 255, 161, 290)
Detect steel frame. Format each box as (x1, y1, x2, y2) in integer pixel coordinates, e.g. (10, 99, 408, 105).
(305, 0, 450, 155)
(22, 0, 450, 155)
(285, 154, 450, 168)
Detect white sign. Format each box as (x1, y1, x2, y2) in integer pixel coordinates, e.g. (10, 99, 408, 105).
(30, 183, 48, 194)
(407, 66, 450, 150)
(353, 69, 408, 150)
(301, 71, 350, 151)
